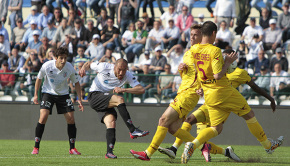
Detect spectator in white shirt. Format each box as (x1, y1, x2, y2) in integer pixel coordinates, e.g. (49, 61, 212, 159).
(215, 21, 233, 49)
(246, 34, 263, 61)
(121, 22, 135, 49)
(166, 44, 184, 74)
(145, 21, 164, 51)
(270, 63, 290, 103)
(214, 0, 236, 29)
(241, 17, 264, 44)
(263, 18, 282, 53)
(85, 34, 105, 62)
(159, 5, 178, 28)
(161, 18, 179, 51)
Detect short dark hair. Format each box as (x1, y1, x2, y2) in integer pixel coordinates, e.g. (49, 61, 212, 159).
(55, 47, 68, 58)
(201, 21, 217, 37)
(190, 24, 202, 31)
(223, 49, 235, 54)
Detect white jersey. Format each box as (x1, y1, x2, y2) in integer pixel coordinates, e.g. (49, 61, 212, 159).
(89, 62, 140, 93)
(37, 60, 79, 95)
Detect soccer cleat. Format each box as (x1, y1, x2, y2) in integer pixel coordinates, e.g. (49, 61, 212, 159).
(158, 146, 176, 159)
(31, 147, 39, 154)
(130, 128, 149, 139)
(181, 142, 194, 164)
(130, 150, 150, 161)
(69, 148, 81, 155)
(225, 146, 241, 162)
(201, 143, 211, 162)
(105, 152, 117, 159)
(265, 136, 284, 154)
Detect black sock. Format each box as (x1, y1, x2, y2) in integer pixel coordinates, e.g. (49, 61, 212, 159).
(106, 128, 116, 153)
(34, 122, 45, 148)
(117, 103, 135, 133)
(67, 124, 77, 150)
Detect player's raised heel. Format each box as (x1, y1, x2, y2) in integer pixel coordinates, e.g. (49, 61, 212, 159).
(105, 152, 117, 159)
(201, 143, 211, 162)
(225, 146, 241, 162)
(130, 128, 149, 139)
(130, 150, 150, 161)
(181, 142, 194, 164)
(265, 136, 284, 154)
(69, 148, 81, 155)
(31, 147, 39, 154)
(158, 146, 176, 159)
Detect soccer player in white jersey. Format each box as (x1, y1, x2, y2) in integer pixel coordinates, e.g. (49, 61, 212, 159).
(31, 47, 84, 155)
(79, 58, 149, 159)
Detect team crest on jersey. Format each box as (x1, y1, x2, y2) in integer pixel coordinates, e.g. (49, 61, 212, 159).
(104, 80, 108, 84)
(50, 71, 53, 74)
(107, 73, 110, 76)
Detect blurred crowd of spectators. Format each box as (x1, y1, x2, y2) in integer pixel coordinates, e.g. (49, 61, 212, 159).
(0, 0, 290, 104)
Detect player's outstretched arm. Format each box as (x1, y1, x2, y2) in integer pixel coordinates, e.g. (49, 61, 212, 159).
(79, 61, 92, 77)
(74, 82, 84, 112)
(214, 52, 238, 80)
(33, 78, 42, 104)
(247, 80, 276, 112)
(113, 84, 145, 95)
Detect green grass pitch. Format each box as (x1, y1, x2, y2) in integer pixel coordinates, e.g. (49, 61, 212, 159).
(0, 140, 289, 166)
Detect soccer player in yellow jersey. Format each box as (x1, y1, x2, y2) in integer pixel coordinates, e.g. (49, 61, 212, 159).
(130, 24, 206, 161)
(181, 21, 283, 164)
(158, 49, 276, 162)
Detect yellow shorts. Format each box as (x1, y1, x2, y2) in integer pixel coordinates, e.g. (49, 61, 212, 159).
(170, 90, 199, 119)
(207, 89, 251, 126)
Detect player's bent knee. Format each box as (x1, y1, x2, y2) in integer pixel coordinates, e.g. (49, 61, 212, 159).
(117, 96, 125, 105)
(158, 116, 170, 127)
(242, 110, 255, 120)
(185, 114, 197, 125)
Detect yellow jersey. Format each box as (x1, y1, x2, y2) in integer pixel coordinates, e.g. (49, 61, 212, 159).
(177, 48, 200, 94)
(190, 43, 233, 106)
(227, 67, 252, 89)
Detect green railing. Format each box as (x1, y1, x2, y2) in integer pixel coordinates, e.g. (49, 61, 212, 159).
(0, 72, 290, 105)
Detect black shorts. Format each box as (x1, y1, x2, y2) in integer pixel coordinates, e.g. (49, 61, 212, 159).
(40, 93, 75, 114)
(88, 91, 117, 123)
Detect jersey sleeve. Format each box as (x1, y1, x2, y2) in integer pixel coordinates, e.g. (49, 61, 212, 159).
(126, 72, 140, 88)
(239, 69, 251, 84)
(37, 63, 46, 79)
(212, 49, 223, 75)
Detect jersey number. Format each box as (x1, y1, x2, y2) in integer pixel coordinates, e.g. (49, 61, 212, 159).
(197, 61, 208, 80)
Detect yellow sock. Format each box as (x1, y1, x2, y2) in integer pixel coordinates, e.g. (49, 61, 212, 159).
(173, 122, 192, 148)
(193, 127, 218, 149)
(207, 141, 225, 155)
(173, 128, 195, 143)
(145, 126, 168, 157)
(246, 117, 271, 149)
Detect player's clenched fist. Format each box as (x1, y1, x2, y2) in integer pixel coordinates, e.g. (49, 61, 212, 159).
(178, 63, 188, 72)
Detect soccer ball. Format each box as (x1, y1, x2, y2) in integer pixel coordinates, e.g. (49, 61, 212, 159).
(227, 60, 237, 74)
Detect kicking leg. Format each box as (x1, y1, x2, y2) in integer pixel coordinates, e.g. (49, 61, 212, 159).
(109, 95, 149, 138)
(242, 110, 283, 154)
